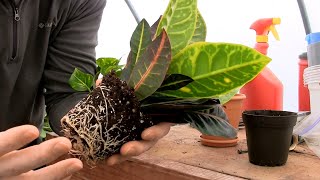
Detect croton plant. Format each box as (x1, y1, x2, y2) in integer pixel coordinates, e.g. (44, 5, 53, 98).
(57, 0, 270, 165)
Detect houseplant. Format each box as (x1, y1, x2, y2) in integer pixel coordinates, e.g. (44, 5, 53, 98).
(55, 0, 271, 166)
(199, 92, 246, 147)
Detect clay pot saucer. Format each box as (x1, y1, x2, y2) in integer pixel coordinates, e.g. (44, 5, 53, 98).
(200, 134, 238, 148)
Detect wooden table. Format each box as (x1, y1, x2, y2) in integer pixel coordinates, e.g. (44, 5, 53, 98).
(71, 124, 320, 180)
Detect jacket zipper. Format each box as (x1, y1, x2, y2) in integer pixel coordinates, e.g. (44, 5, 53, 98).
(10, 3, 21, 60)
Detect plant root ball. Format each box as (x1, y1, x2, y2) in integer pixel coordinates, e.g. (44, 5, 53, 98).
(61, 71, 154, 166)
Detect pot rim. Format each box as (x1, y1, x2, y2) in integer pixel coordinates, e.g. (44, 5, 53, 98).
(231, 93, 246, 101)
(242, 110, 297, 118)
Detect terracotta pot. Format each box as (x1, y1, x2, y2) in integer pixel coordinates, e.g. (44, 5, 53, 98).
(199, 96, 245, 148)
(200, 134, 238, 148)
(223, 93, 246, 129)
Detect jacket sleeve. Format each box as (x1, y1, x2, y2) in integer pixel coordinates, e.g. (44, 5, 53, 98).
(44, 0, 106, 135)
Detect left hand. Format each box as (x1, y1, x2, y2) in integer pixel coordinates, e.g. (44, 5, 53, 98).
(0, 125, 83, 180)
(105, 122, 172, 165)
(96, 79, 173, 165)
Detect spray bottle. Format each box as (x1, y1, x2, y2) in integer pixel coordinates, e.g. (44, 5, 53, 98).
(240, 18, 283, 110)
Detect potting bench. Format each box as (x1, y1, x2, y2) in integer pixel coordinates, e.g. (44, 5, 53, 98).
(71, 124, 320, 180)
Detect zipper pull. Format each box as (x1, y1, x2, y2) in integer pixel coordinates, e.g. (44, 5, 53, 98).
(14, 8, 20, 21)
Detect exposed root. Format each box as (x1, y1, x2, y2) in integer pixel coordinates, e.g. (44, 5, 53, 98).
(61, 71, 154, 166)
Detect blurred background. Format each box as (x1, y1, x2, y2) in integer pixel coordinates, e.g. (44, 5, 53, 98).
(95, 0, 320, 112)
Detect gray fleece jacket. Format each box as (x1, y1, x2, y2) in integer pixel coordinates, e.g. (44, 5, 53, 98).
(0, 0, 106, 135)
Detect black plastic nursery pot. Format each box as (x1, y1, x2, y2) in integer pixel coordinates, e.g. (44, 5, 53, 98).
(242, 110, 298, 166)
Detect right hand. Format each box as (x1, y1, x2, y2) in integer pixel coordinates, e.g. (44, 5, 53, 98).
(0, 125, 83, 180)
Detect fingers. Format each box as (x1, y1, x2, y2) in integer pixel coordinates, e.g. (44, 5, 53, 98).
(121, 140, 157, 157)
(0, 125, 39, 157)
(8, 158, 83, 180)
(0, 137, 73, 177)
(105, 154, 128, 166)
(28, 158, 82, 180)
(105, 139, 158, 165)
(141, 122, 172, 141)
(105, 140, 158, 166)
(105, 123, 173, 166)
(106, 139, 159, 166)
(120, 122, 172, 157)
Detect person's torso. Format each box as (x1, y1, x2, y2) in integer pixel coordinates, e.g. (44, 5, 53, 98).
(0, 0, 81, 131)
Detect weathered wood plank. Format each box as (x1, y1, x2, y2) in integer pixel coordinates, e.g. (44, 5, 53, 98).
(71, 157, 243, 180)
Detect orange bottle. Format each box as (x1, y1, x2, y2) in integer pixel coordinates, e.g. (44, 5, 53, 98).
(240, 18, 283, 110)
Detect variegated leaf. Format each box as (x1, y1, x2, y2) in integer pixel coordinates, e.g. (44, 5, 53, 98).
(155, 0, 198, 56)
(189, 9, 206, 44)
(157, 74, 193, 91)
(121, 19, 152, 82)
(155, 42, 271, 98)
(128, 30, 171, 100)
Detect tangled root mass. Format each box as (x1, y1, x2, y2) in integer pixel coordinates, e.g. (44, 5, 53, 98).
(61, 71, 154, 166)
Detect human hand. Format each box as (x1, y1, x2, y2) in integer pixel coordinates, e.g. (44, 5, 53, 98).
(0, 125, 83, 180)
(105, 122, 172, 165)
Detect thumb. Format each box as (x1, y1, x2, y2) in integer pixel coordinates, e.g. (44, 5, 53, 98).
(96, 79, 102, 86)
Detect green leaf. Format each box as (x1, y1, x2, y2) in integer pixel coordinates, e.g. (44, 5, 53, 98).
(185, 110, 237, 138)
(155, 0, 198, 56)
(156, 42, 271, 98)
(218, 88, 240, 104)
(157, 74, 194, 91)
(41, 115, 53, 139)
(189, 10, 206, 44)
(69, 68, 94, 92)
(128, 30, 171, 100)
(121, 19, 152, 82)
(43, 115, 53, 132)
(40, 129, 47, 139)
(96, 57, 122, 75)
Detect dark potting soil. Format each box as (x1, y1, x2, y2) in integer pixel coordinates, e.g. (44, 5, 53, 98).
(61, 71, 154, 165)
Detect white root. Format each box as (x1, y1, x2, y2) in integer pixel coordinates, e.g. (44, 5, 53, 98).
(61, 84, 130, 166)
